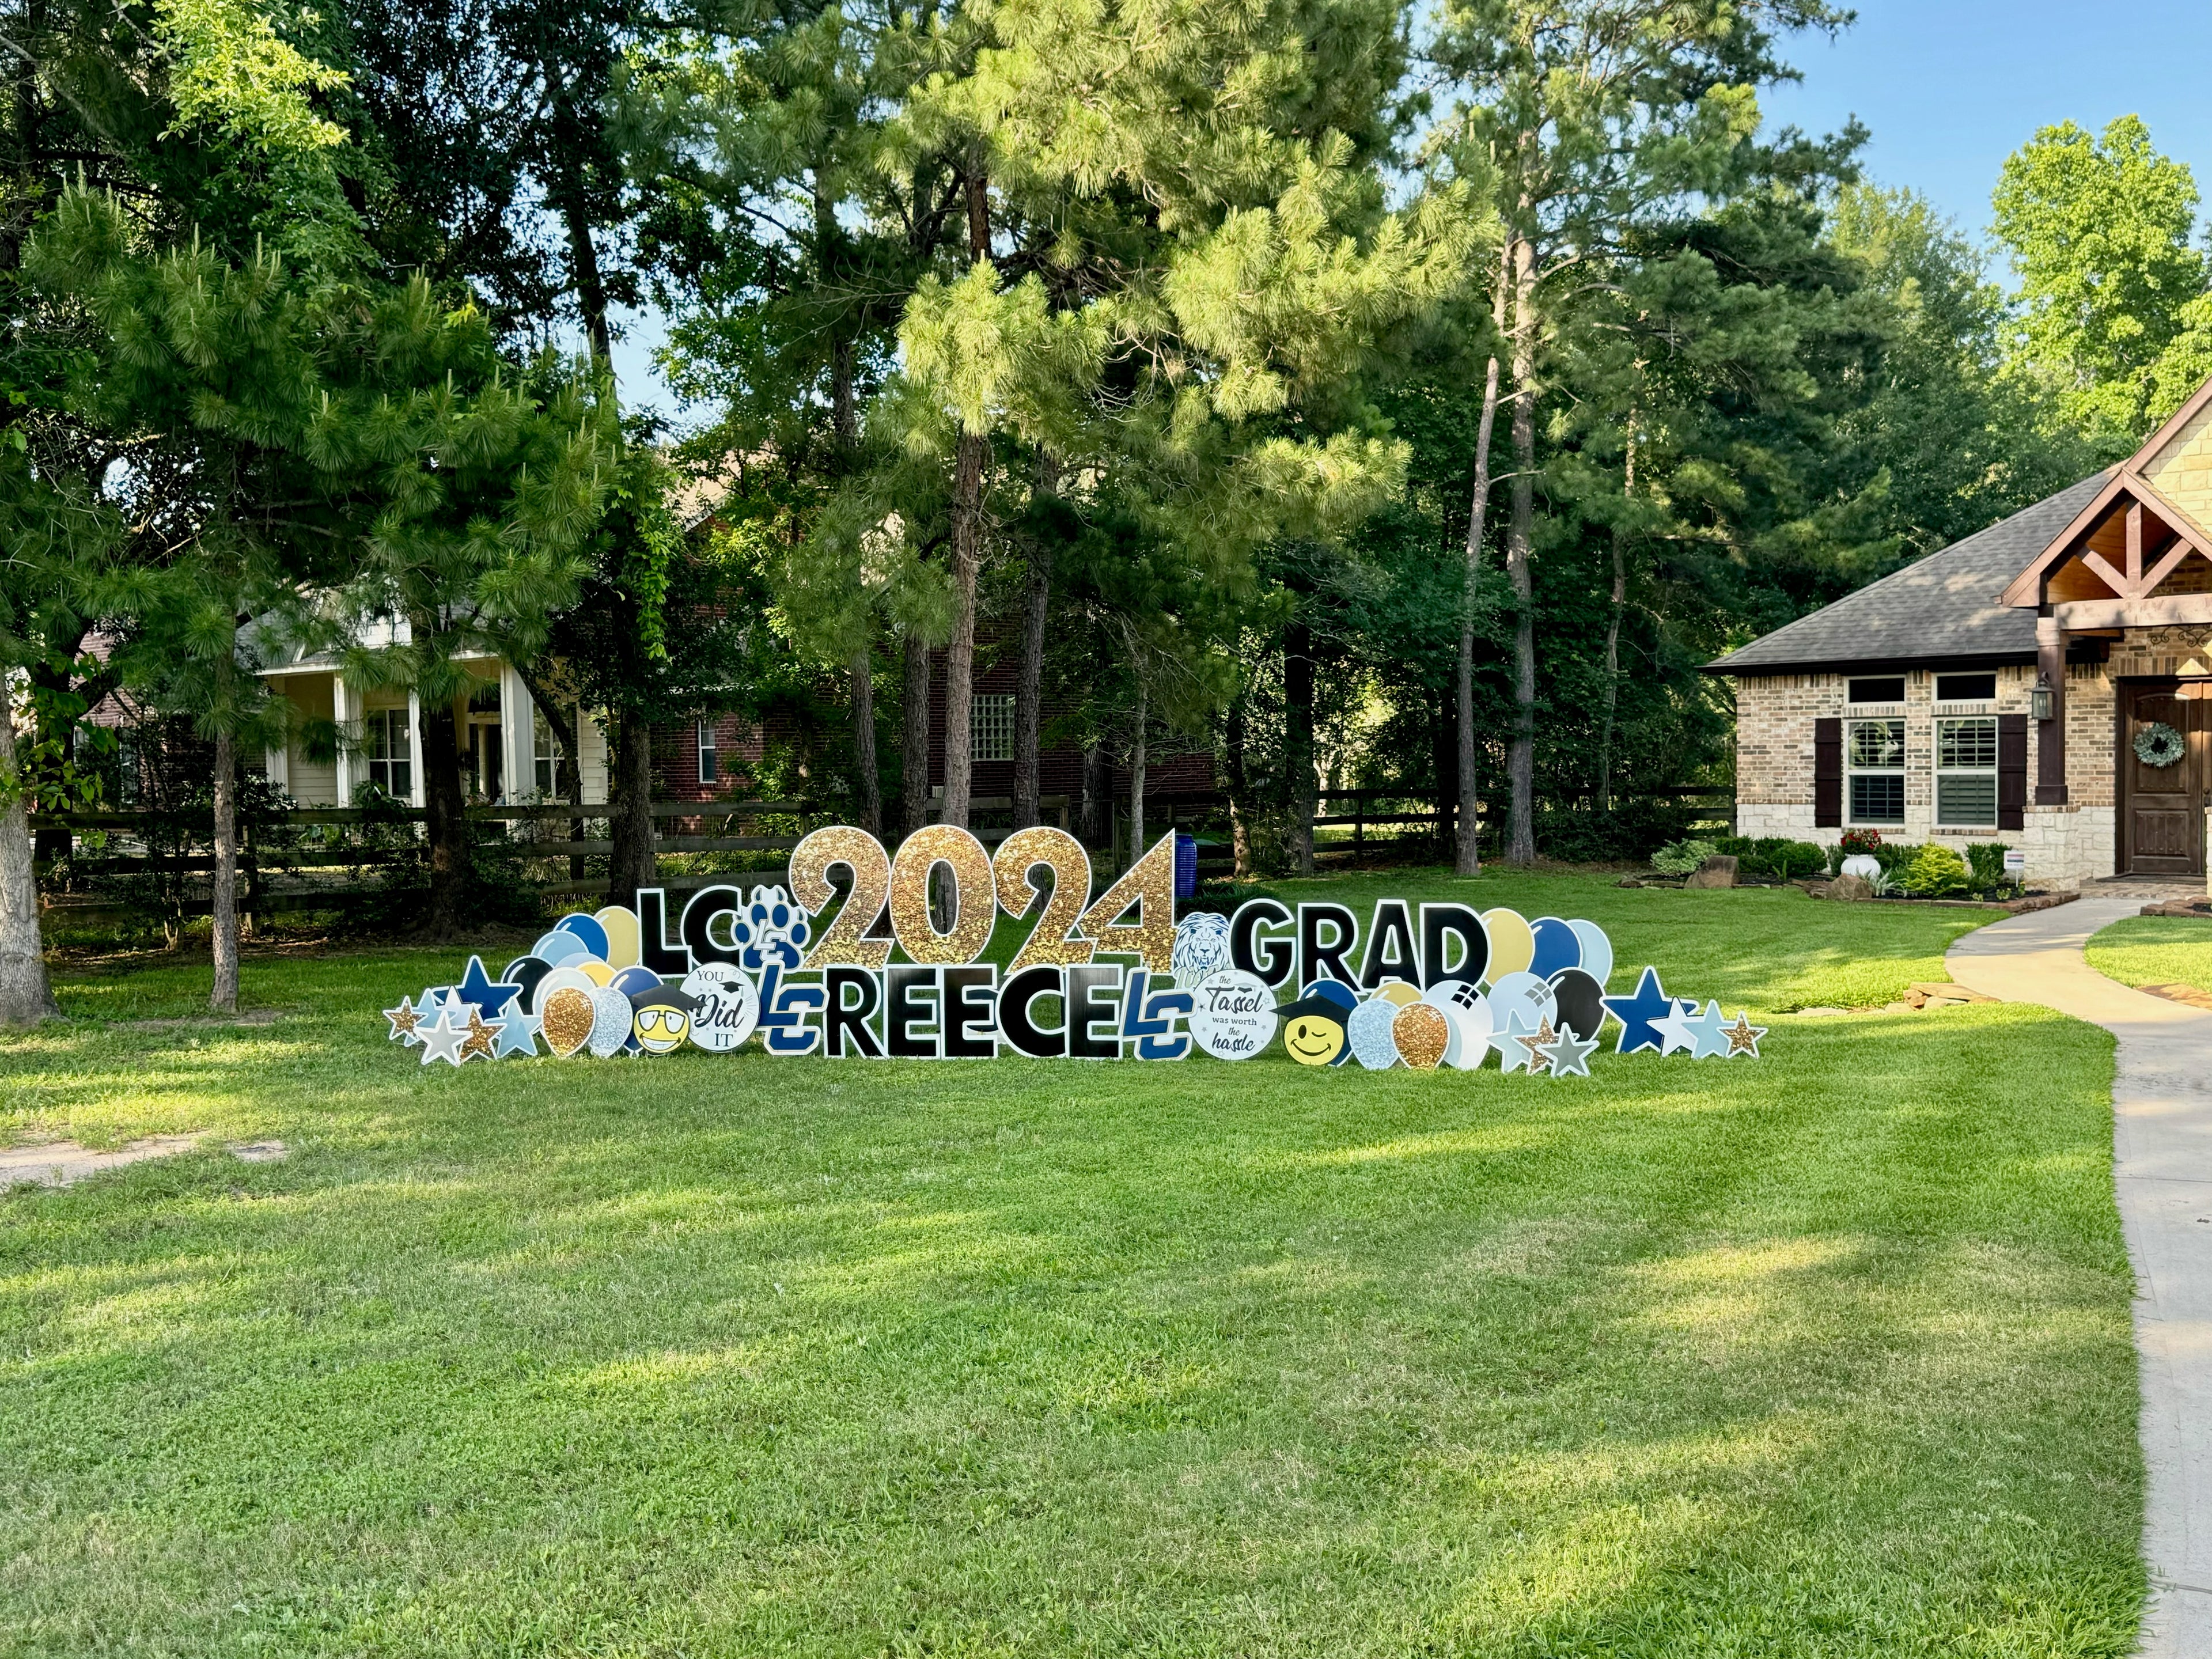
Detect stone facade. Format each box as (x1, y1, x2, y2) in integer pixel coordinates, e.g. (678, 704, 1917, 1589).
(1732, 656, 2131, 889)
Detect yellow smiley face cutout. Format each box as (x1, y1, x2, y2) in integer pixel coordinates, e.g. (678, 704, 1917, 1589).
(1279, 996, 1349, 1066)
(630, 996, 694, 1055)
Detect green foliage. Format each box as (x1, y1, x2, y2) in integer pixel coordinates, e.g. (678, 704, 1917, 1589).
(1965, 841, 2013, 893)
(1993, 115, 2212, 448)
(1650, 836, 1717, 876)
(1715, 836, 1827, 882)
(1897, 841, 1972, 899)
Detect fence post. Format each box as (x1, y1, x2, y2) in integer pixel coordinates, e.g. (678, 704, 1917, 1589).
(1354, 794, 1364, 851)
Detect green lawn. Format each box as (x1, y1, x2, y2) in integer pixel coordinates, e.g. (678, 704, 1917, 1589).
(2086, 914, 2212, 998)
(1, 871, 2142, 1655)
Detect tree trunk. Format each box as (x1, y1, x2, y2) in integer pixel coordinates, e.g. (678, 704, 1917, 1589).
(1127, 667, 1147, 855)
(1284, 620, 1316, 877)
(1456, 236, 1513, 876)
(851, 644, 881, 834)
(1013, 526, 1051, 828)
(548, 73, 613, 370)
(608, 711, 656, 906)
(940, 168, 993, 831)
(1224, 696, 1253, 880)
(1080, 741, 1109, 847)
(0, 703, 58, 1025)
(419, 694, 471, 938)
(209, 727, 238, 1014)
(1434, 689, 1459, 857)
(902, 630, 932, 838)
(1505, 233, 1539, 866)
(1597, 413, 1636, 816)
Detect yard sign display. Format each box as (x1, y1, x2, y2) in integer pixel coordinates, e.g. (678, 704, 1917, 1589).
(384, 825, 1766, 1072)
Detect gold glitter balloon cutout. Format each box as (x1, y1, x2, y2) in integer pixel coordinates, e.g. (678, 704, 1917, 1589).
(1391, 1002, 1449, 1070)
(541, 986, 597, 1057)
(888, 825, 996, 964)
(791, 824, 892, 968)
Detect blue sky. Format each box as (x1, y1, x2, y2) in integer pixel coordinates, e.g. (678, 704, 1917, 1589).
(616, 0, 2212, 417)
(1766, 0, 2212, 243)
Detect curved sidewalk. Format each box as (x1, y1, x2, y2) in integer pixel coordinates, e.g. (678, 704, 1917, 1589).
(1948, 900, 2212, 1656)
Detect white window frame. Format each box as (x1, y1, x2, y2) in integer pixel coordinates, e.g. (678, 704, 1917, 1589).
(1935, 717, 1998, 828)
(1846, 718, 1905, 826)
(971, 693, 1014, 763)
(532, 704, 566, 798)
(697, 717, 718, 784)
(365, 706, 412, 799)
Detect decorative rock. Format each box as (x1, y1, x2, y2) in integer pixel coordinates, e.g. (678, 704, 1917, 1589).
(1825, 873, 1875, 902)
(1684, 855, 1737, 889)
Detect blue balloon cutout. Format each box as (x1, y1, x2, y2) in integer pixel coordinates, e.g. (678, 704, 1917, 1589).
(1527, 916, 1582, 980)
(532, 930, 590, 967)
(610, 964, 664, 998)
(553, 911, 611, 960)
(1567, 919, 1613, 988)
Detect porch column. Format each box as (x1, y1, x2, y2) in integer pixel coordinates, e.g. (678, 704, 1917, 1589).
(406, 691, 426, 808)
(2035, 614, 2068, 805)
(332, 675, 355, 804)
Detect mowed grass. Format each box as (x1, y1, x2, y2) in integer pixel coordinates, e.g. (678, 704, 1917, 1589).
(2086, 913, 2212, 998)
(1, 871, 2141, 1656)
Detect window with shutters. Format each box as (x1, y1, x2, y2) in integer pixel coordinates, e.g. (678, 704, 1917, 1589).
(1936, 717, 1998, 825)
(1847, 719, 1905, 824)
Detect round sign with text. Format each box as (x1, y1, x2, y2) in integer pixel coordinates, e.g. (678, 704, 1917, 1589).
(1190, 969, 1278, 1062)
(682, 963, 760, 1052)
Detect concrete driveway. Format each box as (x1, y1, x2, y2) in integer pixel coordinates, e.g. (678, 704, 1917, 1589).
(1948, 900, 2212, 1657)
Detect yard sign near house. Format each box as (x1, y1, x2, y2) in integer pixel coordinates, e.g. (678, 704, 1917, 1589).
(383, 827, 1766, 1073)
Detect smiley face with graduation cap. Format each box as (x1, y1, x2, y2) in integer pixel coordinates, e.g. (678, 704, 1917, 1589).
(1279, 979, 1357, 1066)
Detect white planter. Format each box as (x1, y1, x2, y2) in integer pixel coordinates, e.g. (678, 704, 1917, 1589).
(1840, 854, 1882, 881)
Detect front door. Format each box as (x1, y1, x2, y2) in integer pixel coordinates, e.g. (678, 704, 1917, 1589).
(2122, 683, 2209, 876)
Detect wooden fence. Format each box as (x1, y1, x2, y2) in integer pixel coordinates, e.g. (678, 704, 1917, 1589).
(29, 782, 1733, 923)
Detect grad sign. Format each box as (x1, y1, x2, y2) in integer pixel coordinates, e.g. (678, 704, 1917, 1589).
(382, 825, 1766, 1071)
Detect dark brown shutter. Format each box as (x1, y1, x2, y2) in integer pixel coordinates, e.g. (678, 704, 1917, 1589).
(1813, 717, 1842, 828)
(1997, 713, 2027, 831)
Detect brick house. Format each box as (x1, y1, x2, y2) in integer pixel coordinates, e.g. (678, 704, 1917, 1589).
(1709, 378, 2212, 887)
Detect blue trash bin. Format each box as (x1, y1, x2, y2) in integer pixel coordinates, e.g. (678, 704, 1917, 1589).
(1174, 832, 1199, 900)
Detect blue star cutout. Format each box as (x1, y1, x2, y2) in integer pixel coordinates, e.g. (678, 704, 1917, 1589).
(1601, 966, 1676, 1055)
(488, 1009, 539, 1059)
(1685, 999, 1733, 1059)
(456, 955, 522, 1018)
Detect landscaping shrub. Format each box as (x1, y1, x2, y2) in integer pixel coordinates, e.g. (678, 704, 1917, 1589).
(1898, 842, 1972, 898)
(1965, 842, 2013, 893)
(1650, 837, 1718, 876)
(1713, 836, 1828, 881)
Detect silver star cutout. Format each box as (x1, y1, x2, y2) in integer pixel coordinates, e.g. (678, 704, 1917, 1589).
(416, 1012, 467, 1067)
(1652, 997, 1701, 1055)
(1537, 1023, 1599, 1078)
(1685, 999, 1733, 1059)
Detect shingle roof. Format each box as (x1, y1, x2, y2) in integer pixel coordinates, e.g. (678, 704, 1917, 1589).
(1706, 469, 2113, 675)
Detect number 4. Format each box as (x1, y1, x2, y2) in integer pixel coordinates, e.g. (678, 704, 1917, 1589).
(1077, 831, 1177, 973)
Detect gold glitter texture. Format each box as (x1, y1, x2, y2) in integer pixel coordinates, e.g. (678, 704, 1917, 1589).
(541, 986, 597, 1056)
(889, 825, 995, 964)
(458, 1009, 499, 1062)
(791, 825, 892, 968)
(1076, 831, 1176, 972)
(994, 827, 1096, 971)
(1514, 1017, 1559, 1075)
(383, 1001, 422, 1040)
(1392, 1002, 1448, 1070)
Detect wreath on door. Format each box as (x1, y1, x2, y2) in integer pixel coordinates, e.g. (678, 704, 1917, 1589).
(2135, 721, 2187, 768)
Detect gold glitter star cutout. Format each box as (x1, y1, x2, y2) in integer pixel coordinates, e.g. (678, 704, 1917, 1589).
(1514, 1017, 1559, 1075)
(458, 1008, 499, 1062)
(382, 998, 423, 1044)
(1722, 1013, 1766, 1057)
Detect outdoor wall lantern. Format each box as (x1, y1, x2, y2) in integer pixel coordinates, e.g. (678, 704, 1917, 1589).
(2030, 677, 2054, 722)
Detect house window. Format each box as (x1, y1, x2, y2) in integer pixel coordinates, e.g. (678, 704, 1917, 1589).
(1847, 719, 1905, 824)
(971, 694, 1014, 762)
(1936, 672, 1997, 702)
(365, 707, 412, 798)
(532, 704, 566, 798)
(1849, 676, 1906, 704)
(1936, 717, 1998, 825)
(697, 718, 718, 784)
